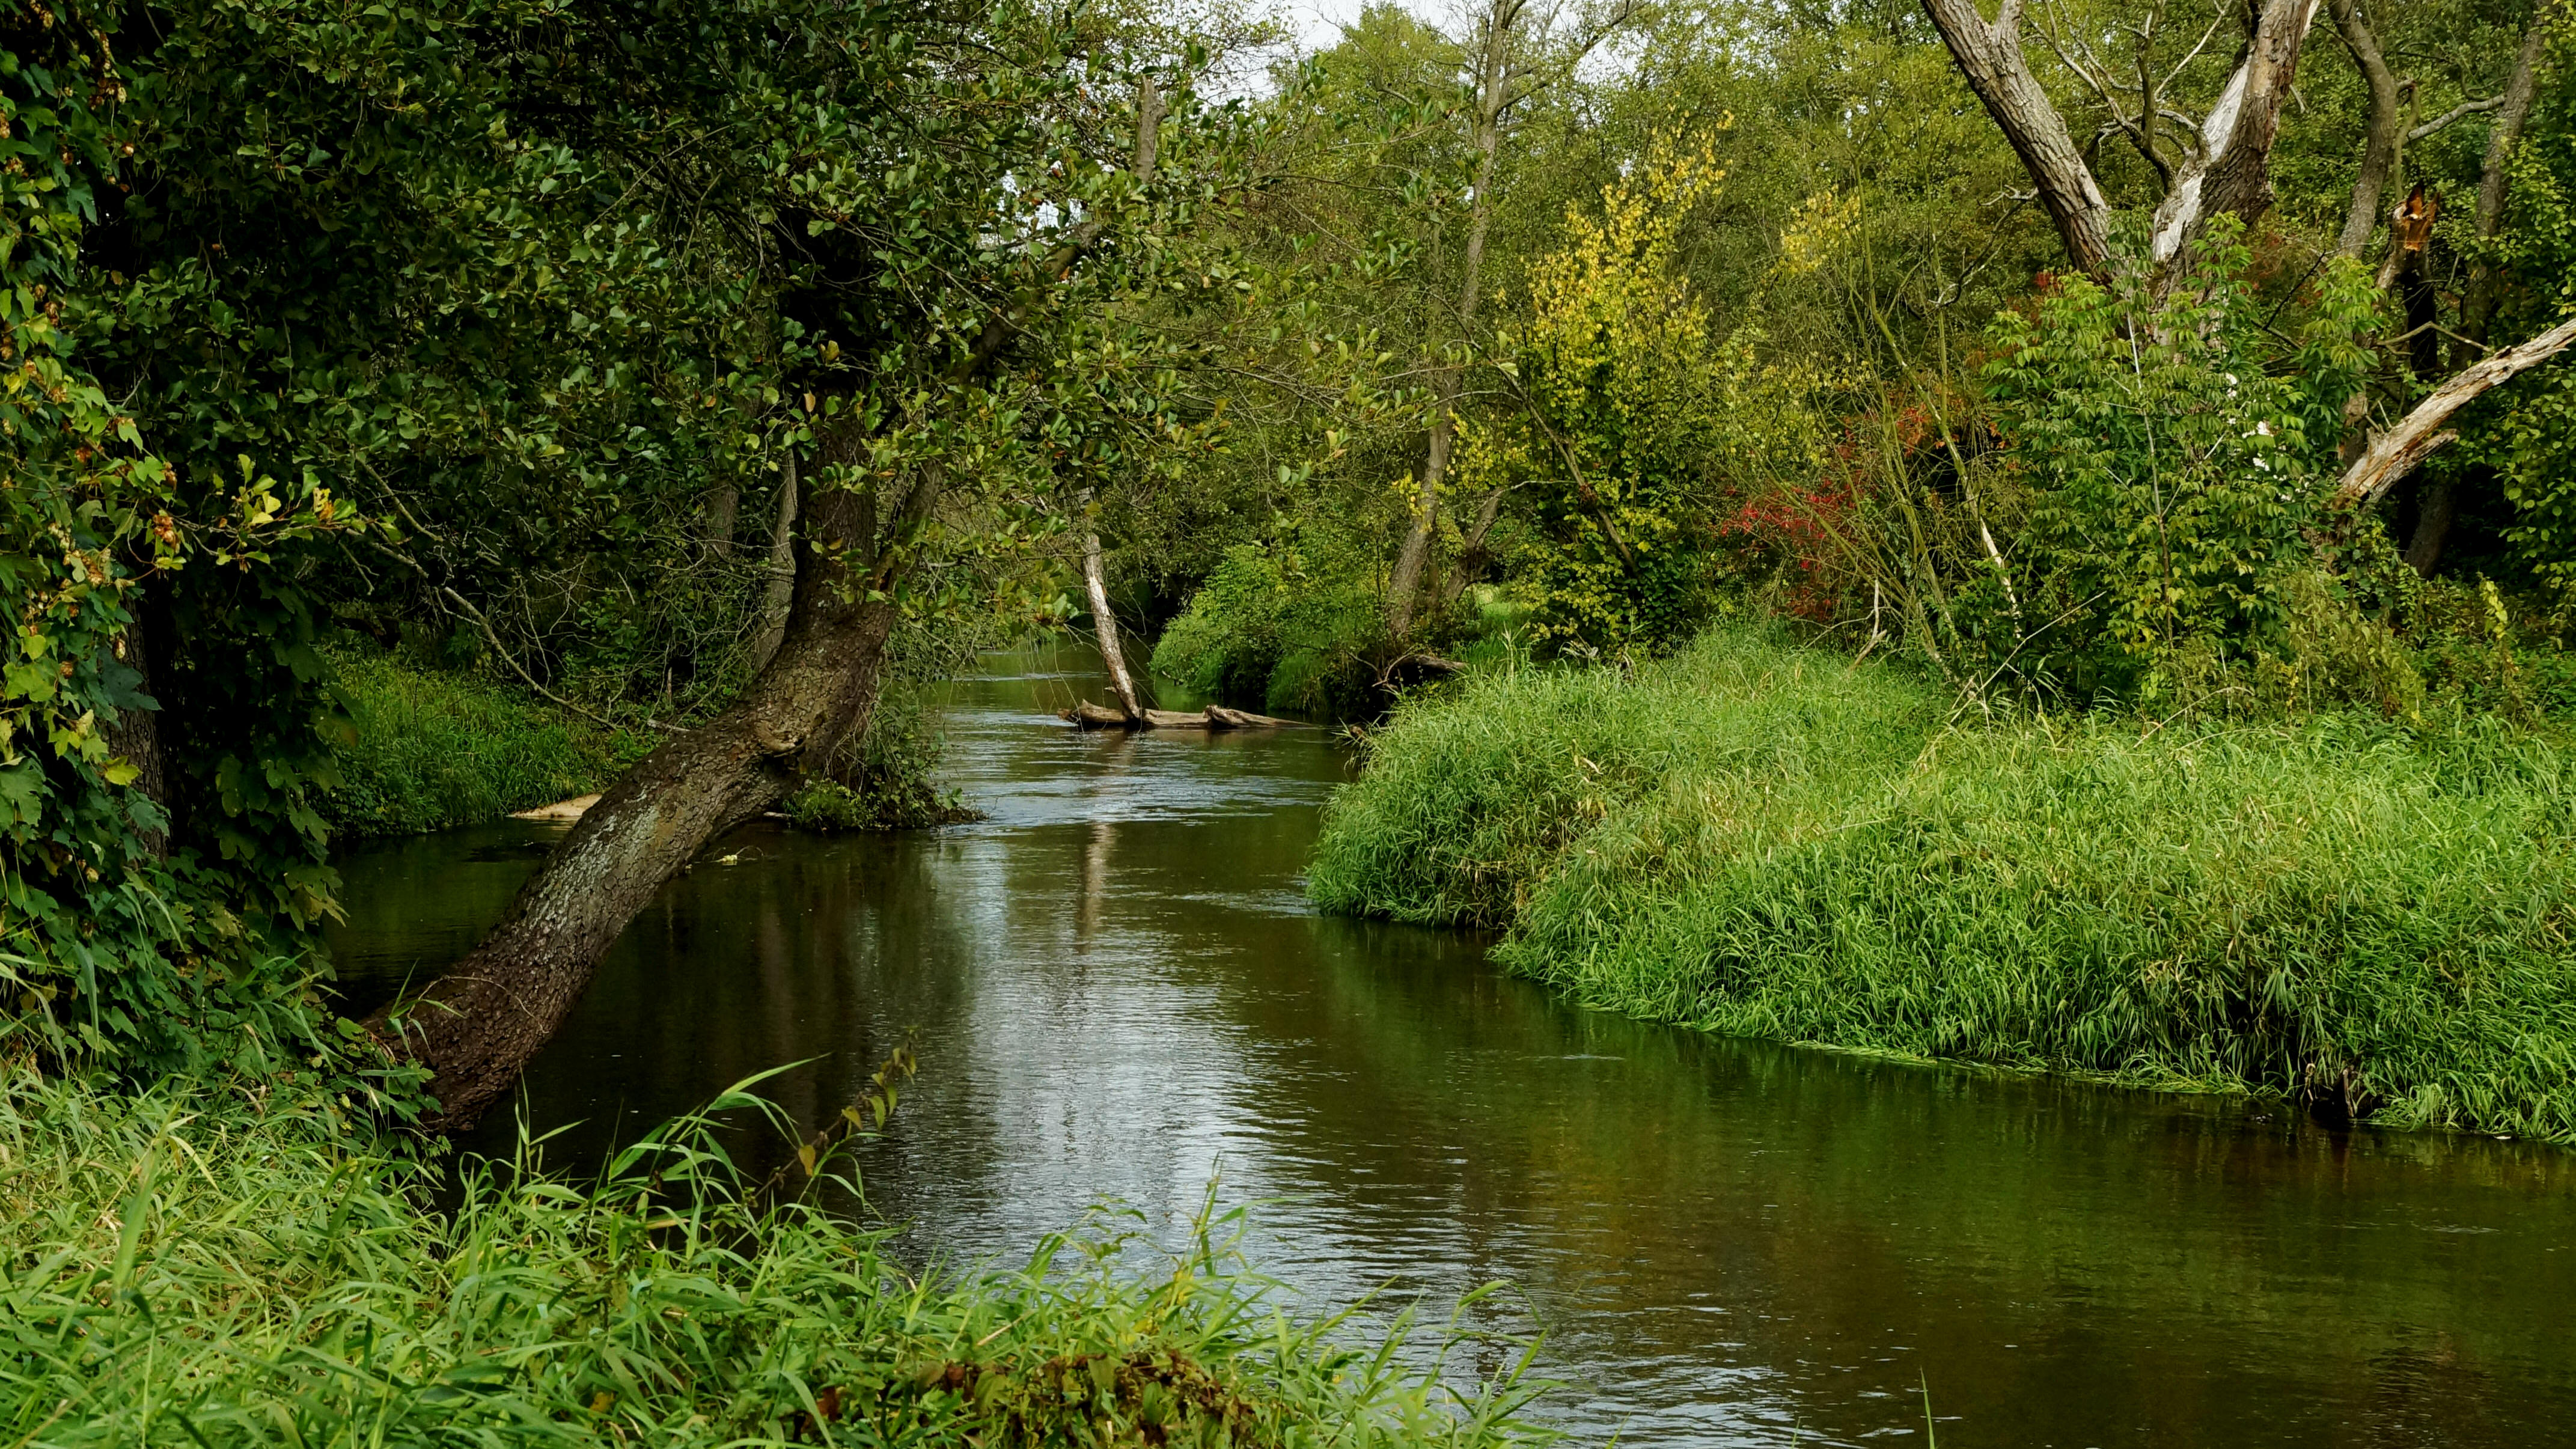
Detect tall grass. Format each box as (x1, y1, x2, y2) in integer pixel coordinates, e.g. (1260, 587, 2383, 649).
(0, 1069, 1552, 1447)
(1310, 628, 2576, 1141)
(326, 647, 649, 836)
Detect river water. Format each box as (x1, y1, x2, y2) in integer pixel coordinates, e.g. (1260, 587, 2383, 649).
(330, 645, 2576, 1447)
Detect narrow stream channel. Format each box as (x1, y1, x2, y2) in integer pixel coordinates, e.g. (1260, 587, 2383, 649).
(331, 644, 2576, 1448)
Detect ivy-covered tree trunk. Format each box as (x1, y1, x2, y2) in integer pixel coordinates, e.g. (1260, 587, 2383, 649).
(371, 461, 912, 1132)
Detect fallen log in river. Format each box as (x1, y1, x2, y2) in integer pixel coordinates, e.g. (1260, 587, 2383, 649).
(1062, 701, 1304, 730)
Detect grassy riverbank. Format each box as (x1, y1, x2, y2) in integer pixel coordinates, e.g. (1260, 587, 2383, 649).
(0, 1070, 1547, 1447)
(326, 648, 649, 837)
(1310, 629, 2576, 1141)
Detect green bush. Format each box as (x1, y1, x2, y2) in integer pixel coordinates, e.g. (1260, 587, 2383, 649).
(1307, 628, 1946, 928)
(325, 648, 650, 837)
(0, 1069, 1550, 1447)
(1150, 544, 1386, 718)
(1311, 628, 2576, 1140)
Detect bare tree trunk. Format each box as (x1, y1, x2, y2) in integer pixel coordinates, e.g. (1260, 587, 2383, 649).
(1920, 0, 2116, 273)
(1078, 487, 1143, 720)
(1922, 0, 2319, 278)
(2330, 0, 2405, 257)
(2337, 314, 2576, 511)
(372, 445, 921, 1132)
(1388, 7, 1512, 641)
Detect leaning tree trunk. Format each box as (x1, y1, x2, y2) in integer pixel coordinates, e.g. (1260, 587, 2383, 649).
(1919, 0, 2116, 275)
(371, 452, 915, 1132)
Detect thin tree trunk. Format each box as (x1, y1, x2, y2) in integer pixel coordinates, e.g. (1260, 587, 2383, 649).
(1388, 5, 1510, 640)
(1920, 0, 2117, 273)
(2330, 0, 2405, 257)
(371, 447, 920, 1132)
(751, 456, 799, 670)
(1078, 488, 1143, 720)
(2462, 5, 2556, 354)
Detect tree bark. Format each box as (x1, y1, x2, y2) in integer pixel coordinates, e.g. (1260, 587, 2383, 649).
(1920, 0, 2117, 273)
(1388, 3, 1513, 641)
(1077, 487, 1144, 721)
(2330, 0, 2405, 257)
(2337, 314, 2576, 511)
(706, 482, 739, 560)
(372, 448, 917, 1132)
(2153, 0, 2322, 266)
(749, 456, 800, 670)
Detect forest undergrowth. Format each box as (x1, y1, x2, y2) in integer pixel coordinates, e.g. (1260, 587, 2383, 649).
(1309, 629, 2576, 1141)
(0, 1066, 1551, 1448)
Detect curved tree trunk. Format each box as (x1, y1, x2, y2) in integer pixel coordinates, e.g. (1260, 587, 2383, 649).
(2330, 0, 2405, 258)
(371, 452, 917, 1132)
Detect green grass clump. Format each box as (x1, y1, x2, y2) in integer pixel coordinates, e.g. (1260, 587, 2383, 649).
(0, 1069, 1550, 1447)
(1311, 627, 2576, 1141)
(326, 647, 649, 836)
(1306, 628, 1947, 928)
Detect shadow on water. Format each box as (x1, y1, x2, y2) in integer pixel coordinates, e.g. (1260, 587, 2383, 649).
(331, 642, 2576, 1448)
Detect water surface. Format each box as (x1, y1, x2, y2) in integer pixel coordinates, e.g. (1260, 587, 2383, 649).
(332, 645, 2576, 1447)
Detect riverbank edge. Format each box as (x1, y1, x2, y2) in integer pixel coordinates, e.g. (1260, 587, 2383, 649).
(0, 1067, 1552, 1446)
(1305, 627, 2576, 1144)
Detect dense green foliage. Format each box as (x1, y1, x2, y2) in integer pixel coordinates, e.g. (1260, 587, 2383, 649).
(5, 0, 1245, 1075)
(0, 1067, 1549, 1447)
(323, 649, 649, 838)
(1149, 543, 1388, 715)
(1313, 630, 2576, 1139)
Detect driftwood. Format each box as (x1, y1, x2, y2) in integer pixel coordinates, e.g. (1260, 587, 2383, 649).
(1063, 700, 1302, 730)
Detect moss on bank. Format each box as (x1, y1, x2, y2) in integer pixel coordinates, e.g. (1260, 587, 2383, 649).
(0, 1070, 1549, 1447)
(1309, 629, 2576, 1141)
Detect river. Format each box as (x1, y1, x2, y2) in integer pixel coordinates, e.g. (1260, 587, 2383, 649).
(329, 644, 2576, 1447)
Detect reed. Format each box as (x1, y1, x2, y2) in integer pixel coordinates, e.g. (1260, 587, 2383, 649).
(1310, 629, 2576, 1140)
(0, 1069, 1552, 1447)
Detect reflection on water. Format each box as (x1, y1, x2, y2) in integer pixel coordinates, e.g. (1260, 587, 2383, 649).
(331, 644, 2576, 1448)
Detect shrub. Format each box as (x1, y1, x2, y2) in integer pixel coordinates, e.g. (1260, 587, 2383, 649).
(1150, 544, 1386, 718)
